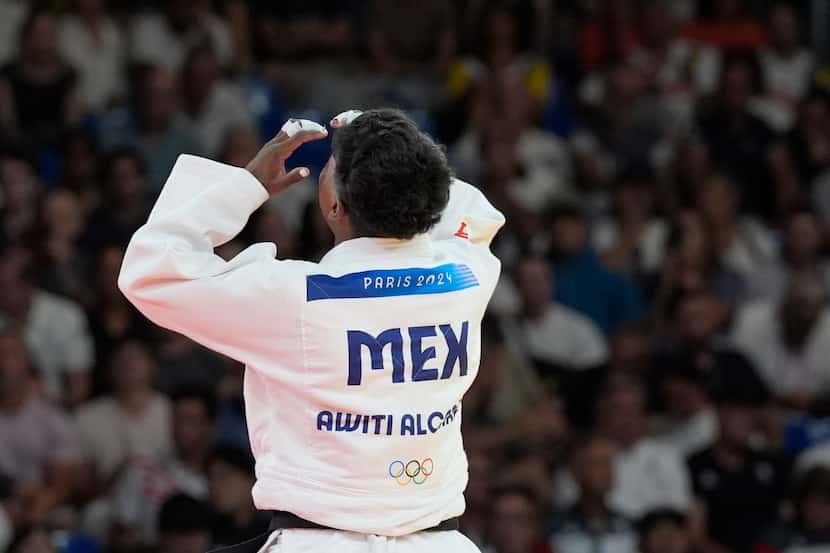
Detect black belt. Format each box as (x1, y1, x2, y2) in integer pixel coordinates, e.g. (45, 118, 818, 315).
(207, 512, 460, 553)
(269, 511, 460, 533)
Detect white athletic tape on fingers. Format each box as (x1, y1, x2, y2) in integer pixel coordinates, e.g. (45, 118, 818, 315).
(281, 118, 327, 137)
(331, 110, 363, 127)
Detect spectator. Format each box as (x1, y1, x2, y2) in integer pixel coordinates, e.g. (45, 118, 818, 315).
(157, 494, 214, 553)
(549, 435, 637, 553)
(487, 484, 553, 553)
(451, 73, 573, 217)
(793, 93, 830, 218)
(135, 65, 204, 190)
(666, 138, 716, 215)
(577, 0, 639, 70)
(632, 0, 720, 122)
(244, 209, 297, 260)
(555, 376, 692, 519)
(110, 386, 215, 546)
(574, 61, 668, 191)
(0, 245, 94, 404)
(655, 354, 718, 457)
(503, 256, 606, 426)
(0, 331, 80, 527)
(607, 324, 653, 379)
(464, 318, 566, 452)
(218, 124, 261, 168)
(82, 147, 151, 253)
(153, 329, 232, 397)
(213, 378, 250, 452)
(687, 369, 790, 553)
(654, 287, 767, 410)
(755, 466, 830, 553)
(0, 148, 41, 246)
(460, 450, 493, 548)
(547, 203, 644, 336)
(99, 65, 203, 191)
(638, 509, 696, 553)
(366, 0, 454, 76)
(179, 45, 253, 156)
(129, 0, 233, 72)
(594, 170, 669, 279)
(57, 129, 102, 212)
(651, 211, 745, 321)
(596, 376, 692, 519)
(248, 0, 355, 61)
(75, 340, 172, 485)
(0, 7, 81, 149)
(757, 2, 815, 131)
(207, 445, 269, 547)
(30, 188, 88, 302)
(58, 0, 126, 112)
(695, 174, 776, 283)
(746, 207, 830, 301)
(86, 247, 153, 394)
(732, 272, 830, 409)
(696, 52, 781, 220)
(662, 287, 733, 353)
(510, 256, 608, 371)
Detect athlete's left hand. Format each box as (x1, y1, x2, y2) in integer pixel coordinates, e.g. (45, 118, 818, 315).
(246, 118, 328, 195)
(330, 109, 363, 129)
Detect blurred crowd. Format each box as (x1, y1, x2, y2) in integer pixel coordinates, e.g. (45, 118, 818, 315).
(1, 0, 830, 552)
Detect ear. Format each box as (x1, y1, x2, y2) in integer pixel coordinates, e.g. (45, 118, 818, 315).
(328, 193, 349, 223)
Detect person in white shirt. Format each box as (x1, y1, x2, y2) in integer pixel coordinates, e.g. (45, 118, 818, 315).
(732, 271, 830, 408)
(179, 44, 254, 156)
(593, 173, 668, 277)
(0, 331, 81, 525)
(757, 3, 815, 131)
(58, 0, 126, 111)
(109, 386, 215, 547)
(75, 340, 172, 485)
(554, 376, 692, 519)
(549, 436, 637, 553)
(696, 173, 776, 283)
(118, 109, 505, 552)
(745, 208, 830, 302)
(128, 0, 233, 72)
(508, 257, 608, 371)
(0, 246, 94, 403)
(595, 376, 692, 519)
(654, 355, 718, 457)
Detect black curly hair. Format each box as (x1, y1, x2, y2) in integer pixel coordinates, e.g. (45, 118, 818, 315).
(331, 109, 452, 240)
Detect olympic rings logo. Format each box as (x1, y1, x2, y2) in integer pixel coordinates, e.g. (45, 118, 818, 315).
(388, 458, 434, 486)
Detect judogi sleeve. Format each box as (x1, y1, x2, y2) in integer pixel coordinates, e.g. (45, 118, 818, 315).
(118, 154, 309, 366)
(429, 178, 505, 247)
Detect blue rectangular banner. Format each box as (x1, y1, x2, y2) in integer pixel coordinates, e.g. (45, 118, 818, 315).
(306, 263, 479, 301)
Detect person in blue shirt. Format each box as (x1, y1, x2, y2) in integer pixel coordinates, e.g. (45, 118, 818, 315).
(547, 202, 644, 336)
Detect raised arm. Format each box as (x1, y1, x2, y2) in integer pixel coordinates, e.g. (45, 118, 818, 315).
(429, 177, 506, 247)
(118, 122, 327, 364)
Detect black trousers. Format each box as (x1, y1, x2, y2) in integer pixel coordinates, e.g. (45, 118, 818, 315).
(207, 530, 273, 553)
(207, 512, 460, 553)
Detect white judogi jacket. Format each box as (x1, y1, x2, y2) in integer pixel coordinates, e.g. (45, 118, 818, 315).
(118, 155, 504, 536)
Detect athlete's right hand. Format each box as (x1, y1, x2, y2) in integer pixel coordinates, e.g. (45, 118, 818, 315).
(246, 118, 328, 196)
